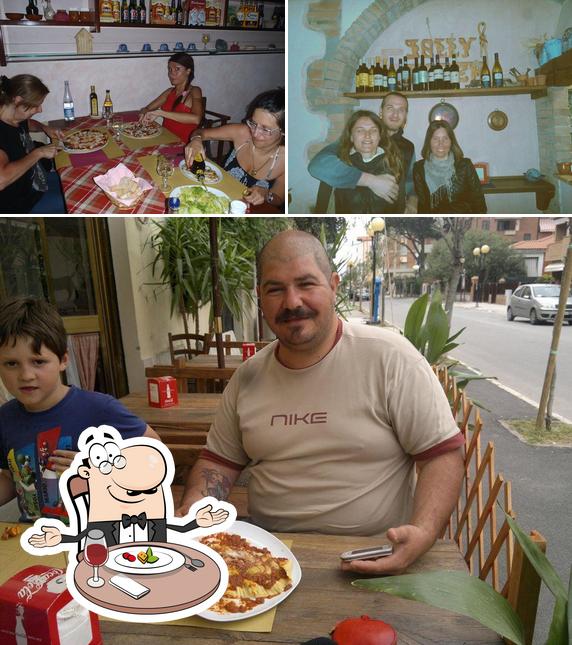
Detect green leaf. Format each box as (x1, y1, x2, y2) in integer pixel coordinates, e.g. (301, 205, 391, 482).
(425, 291, 450, 364)
(146, 546, 159, 564)
(546, 595, 568, 644)
(446, 327, 466, 344)
(506, 514, 567, 601)
(404, 293, 428, 348)
(352, 571, 525, 645)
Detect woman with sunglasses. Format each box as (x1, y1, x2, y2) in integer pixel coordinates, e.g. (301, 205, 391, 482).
(184, 87, 285, 210)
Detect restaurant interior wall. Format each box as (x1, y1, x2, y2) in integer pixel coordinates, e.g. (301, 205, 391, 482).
(289, 0, 566, 214)
(107, 218, 212, 393)
(1, 5, 284, 124)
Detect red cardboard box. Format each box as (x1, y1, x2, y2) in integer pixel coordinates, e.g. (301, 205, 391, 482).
(147, 375, 179, 408)
(0, 565, 101, 645)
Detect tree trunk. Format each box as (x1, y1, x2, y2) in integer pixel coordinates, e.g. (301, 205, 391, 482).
(535, 218, 572, 431)
(445, 263, 461, 325)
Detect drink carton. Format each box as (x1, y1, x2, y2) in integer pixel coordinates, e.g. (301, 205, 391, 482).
(0, 565, 101, 645)
(147, 376, 179, 408)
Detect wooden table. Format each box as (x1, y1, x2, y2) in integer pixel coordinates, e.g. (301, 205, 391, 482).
(1, 521, 500, 644)
(483, 175, 555, 210)
(192, 354, 243, 367)
(145, 364, 237, 393)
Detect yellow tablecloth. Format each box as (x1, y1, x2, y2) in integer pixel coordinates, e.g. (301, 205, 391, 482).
(0, 523, 289, 633)
(138, 154, 246, 200)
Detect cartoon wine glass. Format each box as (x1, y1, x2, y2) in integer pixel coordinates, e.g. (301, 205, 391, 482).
(84, 529, 108, 588)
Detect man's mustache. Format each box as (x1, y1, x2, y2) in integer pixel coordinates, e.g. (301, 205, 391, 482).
(275, 307, 316, 323)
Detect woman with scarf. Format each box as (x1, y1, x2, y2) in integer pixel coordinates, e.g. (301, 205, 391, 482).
(333, 110, 403, 214)
(413, 120, 486, 213)
(0, 74, 65, 214)
(140, 52, 203, 142)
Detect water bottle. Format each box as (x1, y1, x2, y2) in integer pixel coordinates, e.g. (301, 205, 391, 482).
(63, 81, 75, 121)
(168, 196, 180, 214)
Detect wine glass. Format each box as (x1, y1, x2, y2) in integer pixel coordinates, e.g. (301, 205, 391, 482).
(156, 156, 174, 192)
(202, 33, 210, 50)
(111, 115, 123, 141)
(84, 529, 108, 588)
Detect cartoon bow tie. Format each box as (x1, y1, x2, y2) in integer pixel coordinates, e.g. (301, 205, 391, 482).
(121, 512, 147, 529)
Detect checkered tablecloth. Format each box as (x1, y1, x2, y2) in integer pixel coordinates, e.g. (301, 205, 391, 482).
(56, 114, 184, 215)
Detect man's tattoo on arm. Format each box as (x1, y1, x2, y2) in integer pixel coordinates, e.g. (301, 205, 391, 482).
(200, 468, 232, 499)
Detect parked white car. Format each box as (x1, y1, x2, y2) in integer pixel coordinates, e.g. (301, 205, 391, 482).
(507, 284, 572, 325)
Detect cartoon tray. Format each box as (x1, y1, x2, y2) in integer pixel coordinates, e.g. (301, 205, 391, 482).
(74, 541, 221, 615)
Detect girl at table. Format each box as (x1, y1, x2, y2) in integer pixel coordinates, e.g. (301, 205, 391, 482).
(184, 87, 285, 211)
(413, 120, 487, 214)
(0, 74, 66, 214)
(140, 53, 204, 142)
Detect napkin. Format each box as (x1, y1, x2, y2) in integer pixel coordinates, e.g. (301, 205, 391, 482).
(94, 163, 152, 208)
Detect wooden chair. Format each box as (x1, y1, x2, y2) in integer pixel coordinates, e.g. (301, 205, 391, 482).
(201, 97, 231, 166)
(168, 332, 211, 363)
(434, 366, 546, 645)
(314, 181, 333, 214)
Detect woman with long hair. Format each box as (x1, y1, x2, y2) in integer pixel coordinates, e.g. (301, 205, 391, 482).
(184, 87, 285, 210)
(413, 120, 486, 213)
(140, 53, 203, 142)
(0, 74, 65, 214)
(333, 110, 403, 214)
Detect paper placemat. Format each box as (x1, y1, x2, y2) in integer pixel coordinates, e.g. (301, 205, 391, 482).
(55, 136, 124, 169)
(0, 524, 291, 634)
(120, 125, 182, 152)
(138, 154, 245, 200)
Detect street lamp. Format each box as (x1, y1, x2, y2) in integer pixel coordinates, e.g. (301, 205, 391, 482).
(348, 260, 355, 306)
(472, 244, 490, 306)
(367, 217, 385, 323)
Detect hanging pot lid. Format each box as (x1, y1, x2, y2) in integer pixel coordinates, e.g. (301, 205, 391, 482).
(428, 100, 459, 129)
(487, 109, 508, 131)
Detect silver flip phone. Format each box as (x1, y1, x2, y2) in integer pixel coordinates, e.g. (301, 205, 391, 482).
(340, 544, 393, 561)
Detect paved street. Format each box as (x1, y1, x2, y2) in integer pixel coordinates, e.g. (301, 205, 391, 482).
(380, 296, 572, 422)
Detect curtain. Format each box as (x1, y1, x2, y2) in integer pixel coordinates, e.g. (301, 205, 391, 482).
(70, 333, 100, 391)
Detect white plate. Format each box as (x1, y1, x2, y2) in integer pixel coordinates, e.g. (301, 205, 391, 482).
(198, 520, 302, 622)
(178, 159, 223, 184)
(170, 185, 230, 214)
(106, 545, 185, 575)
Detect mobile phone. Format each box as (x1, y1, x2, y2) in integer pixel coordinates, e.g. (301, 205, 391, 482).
(340, 545, 393, 562)
(109, 575, 150, 599)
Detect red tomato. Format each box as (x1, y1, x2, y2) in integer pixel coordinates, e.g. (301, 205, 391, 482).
(331, 615, 397, 645)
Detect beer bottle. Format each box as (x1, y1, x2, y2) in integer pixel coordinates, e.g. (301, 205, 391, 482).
(139, 0, 146, 23)
(374, 56, 384, 92)
(434, 54, 444, 90)
(480, 55, 491, 88)
(190, 151, 206, 178)
(387, 57, 397, 91)
(402, 55, 411, 91)
(129, 0, 138, 22)
(103, 89, 113, 123)
(121, 0, 129, 22)
(412, 57, 419, 91)
(449, 54, 460, 89)
(89, 85, 99, 118)
(492, 52, 503, 87)
(418, 55, 429, 91)
(368, 58, 375, 93)
(396, 58, 403, 91)
(428, 56, 435, 90)
(176, 0, 183, 25)
(443, 56, 451, 89)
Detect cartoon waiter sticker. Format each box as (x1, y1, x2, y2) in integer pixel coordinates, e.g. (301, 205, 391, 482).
(21, 425, 236, 622)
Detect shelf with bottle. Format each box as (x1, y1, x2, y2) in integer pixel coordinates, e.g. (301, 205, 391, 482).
(349, 53, 548, 100)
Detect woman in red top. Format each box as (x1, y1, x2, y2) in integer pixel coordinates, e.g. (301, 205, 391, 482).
(140, 53, 203, 142)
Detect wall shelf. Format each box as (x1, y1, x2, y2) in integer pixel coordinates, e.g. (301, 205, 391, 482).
(344, 86, 548, 100)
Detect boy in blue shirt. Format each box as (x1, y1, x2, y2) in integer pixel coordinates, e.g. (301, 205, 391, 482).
(0, 297, 159, 522)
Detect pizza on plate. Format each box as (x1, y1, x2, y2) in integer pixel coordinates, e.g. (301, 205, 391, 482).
(63, 129, 108, 151)
(122, 121, 161, 138)
(200, 532, 292, 614)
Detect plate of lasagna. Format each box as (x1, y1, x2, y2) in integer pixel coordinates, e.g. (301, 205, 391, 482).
(122, 121, 162, 139)
(62, 128, 108, 153)
(198, 521, 301, 621)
